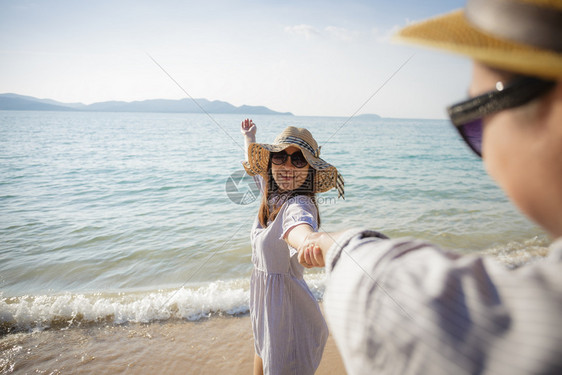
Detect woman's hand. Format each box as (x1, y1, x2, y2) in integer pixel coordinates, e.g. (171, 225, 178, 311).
(241, 119, 256, 161)
(241, 119, 256, 137)
(298, 232, 327, 268)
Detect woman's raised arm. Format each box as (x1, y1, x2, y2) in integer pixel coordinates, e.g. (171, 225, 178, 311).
(241, 119, 256, 162)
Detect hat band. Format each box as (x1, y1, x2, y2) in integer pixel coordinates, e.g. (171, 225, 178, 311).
(466, 0, 562, 52)
(277, 136, 320, 157)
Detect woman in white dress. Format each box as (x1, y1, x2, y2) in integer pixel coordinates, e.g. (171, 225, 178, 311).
(240, 119, 344, 375)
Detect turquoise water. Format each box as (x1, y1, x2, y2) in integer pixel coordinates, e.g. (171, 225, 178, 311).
(0, 111, 548, 331)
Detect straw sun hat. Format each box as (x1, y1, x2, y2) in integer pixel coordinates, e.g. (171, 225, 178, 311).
(395, 0, 562, 79)
(243, 126, 344, 198)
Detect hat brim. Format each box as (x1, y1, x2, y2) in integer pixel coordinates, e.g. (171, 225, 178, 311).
(394, 10, 562, 80)
(243, 142, 344, 197)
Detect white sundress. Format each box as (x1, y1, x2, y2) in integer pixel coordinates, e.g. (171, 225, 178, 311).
(250, 190, 329, 375)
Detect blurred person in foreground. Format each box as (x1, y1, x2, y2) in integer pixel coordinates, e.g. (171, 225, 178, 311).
(298, 0, 562, 373)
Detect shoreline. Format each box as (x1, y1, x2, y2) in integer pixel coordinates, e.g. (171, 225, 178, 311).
(0, 312, 346, 374)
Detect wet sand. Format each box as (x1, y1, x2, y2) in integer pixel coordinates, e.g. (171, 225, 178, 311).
(0, 313, 346, 374)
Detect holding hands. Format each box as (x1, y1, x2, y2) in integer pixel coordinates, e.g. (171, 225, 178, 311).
(298, 232, 336, 268)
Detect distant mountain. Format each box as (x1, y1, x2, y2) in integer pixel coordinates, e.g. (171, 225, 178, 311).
(0, 94, 74, 111)
(355, 113, 381, 120)
(0, 93, 293, 115)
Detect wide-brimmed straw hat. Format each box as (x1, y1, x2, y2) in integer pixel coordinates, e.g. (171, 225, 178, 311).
(394, 0, 562, 79)
(243, 126, 344, 198)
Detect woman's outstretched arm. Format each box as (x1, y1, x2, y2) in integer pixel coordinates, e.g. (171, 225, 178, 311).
(285, 224, 315, 265)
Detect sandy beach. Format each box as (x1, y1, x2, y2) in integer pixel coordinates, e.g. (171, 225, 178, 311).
(1, 312, 346, 374)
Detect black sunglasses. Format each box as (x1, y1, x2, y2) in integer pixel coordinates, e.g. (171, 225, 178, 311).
(447, 76, 556, 157)
(270, 150, 308, 168)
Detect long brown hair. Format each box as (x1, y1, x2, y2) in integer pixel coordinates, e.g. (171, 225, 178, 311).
(258, 159, 321, 228)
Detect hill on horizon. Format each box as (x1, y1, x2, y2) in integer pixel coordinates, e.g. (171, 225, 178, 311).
(0, 93, 293, 116)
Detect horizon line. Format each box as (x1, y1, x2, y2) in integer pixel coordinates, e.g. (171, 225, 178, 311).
(0, 92, 447, 120)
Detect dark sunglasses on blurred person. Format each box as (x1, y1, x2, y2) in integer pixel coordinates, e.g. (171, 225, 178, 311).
(447, 76, 556, 157)
(271, 150, 308, 168)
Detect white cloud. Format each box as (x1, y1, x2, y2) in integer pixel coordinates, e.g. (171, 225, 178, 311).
(284, 24, 320, 40)
(324, 26, 359, 42)
(285, 24, 362, 42)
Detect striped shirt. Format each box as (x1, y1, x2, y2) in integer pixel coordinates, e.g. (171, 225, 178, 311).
(324, 230, 562, 374)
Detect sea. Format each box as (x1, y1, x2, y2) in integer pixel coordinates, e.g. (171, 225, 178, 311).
(0, 110, 550, 336)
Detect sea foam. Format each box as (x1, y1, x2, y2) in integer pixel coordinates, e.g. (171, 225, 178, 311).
(0, 274, 327, 334)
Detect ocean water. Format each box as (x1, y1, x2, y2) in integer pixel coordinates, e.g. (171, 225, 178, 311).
(0, 110, 549, 334)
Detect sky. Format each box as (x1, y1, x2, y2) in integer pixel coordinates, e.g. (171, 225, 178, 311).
(0, 0, 470, 119)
